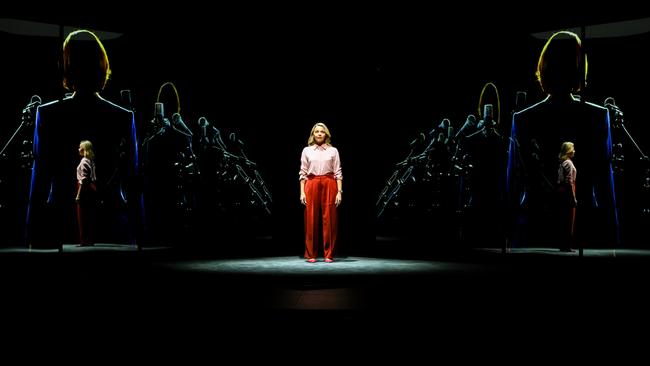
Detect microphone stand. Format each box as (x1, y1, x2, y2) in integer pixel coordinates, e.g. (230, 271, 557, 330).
(235, 142, 273, 211)
(253, 169, 272, 204)
(0, 121, 29, 158)
(0, 98, 38, 246)
(142, 120, 170, 146)
(608, 105, 650, 218)
(211, 145, 272, 215)
(465, 121, 502, 141)
(0, 102, 37, 159)
(449, 137, 473, 244)
(173, 139, 200, 226)
(377, 164, 416, 219)
(233, 164, 271, 215)
(376, 142, 432, 219)
(617, 115, 648, 162)
(212, 146, 257, 167)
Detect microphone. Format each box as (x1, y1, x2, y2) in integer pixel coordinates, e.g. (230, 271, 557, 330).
(438, 118, 451, 132)
(428, 118, 450, 142)
(446, 125, 454, 145)
(22, 95, 42, 113)
(198, 117, 210, 148)
(455, 114, 477, 139)
(515, 91, 527, 111)
(214, 128, 227, 150)
(212, 126, 223, 140)
(408, 132, 426, 148)
(604, 97, 622, 113)
(433, 119, 453, 145)
(120, 90, 133, 111)
(229, 132, 245, 147)
(151, 102, 170, 133)
(30, 95, 42, 104)
(436, 132, 446, 144)
(172, 113, 192, 137)
(154, 102, 164, 118)
(199, 117, 227, 150)
(198, 116, 209, 129)
(478, 104, 494, 129)
(427, 118, 450, 139)
(531, 139, 541, 162)
(604, 97, 624, 128)
(229, 132, 252, 163)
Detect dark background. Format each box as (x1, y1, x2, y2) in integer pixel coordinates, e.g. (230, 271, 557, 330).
(2, 7, 650, 254)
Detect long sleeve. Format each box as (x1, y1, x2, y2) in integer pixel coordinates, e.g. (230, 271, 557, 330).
(599, 110, 619, 243)
(26, 107, 54, 245)
(299, 144, 342, 180)
(506, 113, 522, 208)
(299, 147, 309, 181)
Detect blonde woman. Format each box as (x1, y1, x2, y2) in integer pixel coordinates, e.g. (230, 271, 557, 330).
(76, 140, 97, 246)
(299, 122, 343, 263)
(557, 142, 577, 252)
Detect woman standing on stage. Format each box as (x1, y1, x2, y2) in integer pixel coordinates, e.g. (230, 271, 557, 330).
(76, 140, 98, 246)
(299, 122, 343, 263)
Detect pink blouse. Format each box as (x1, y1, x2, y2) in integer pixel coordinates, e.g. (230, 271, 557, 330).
(299, 144, 342, 180)
(557, 159, 576, 186)
(77, 157, 96, 184)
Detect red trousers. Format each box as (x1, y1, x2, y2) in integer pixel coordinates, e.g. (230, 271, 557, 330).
(304, 174, 338, 259)
(76, 182, 97, 245)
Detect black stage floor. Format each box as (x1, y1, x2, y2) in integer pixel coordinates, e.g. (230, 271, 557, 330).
(3, 240, 650, 345)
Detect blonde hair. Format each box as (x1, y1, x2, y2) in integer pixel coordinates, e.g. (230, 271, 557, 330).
(307, 122, 332, 146)
(536, 31, 588, 95)
(62, 30, 111, 92)
(80, 140, 95, 160)
(559, 141, 575, 161)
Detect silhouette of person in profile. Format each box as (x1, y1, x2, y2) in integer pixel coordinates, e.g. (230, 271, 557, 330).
(507, 30, 618, 249)
(26, 29, 140, 249)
